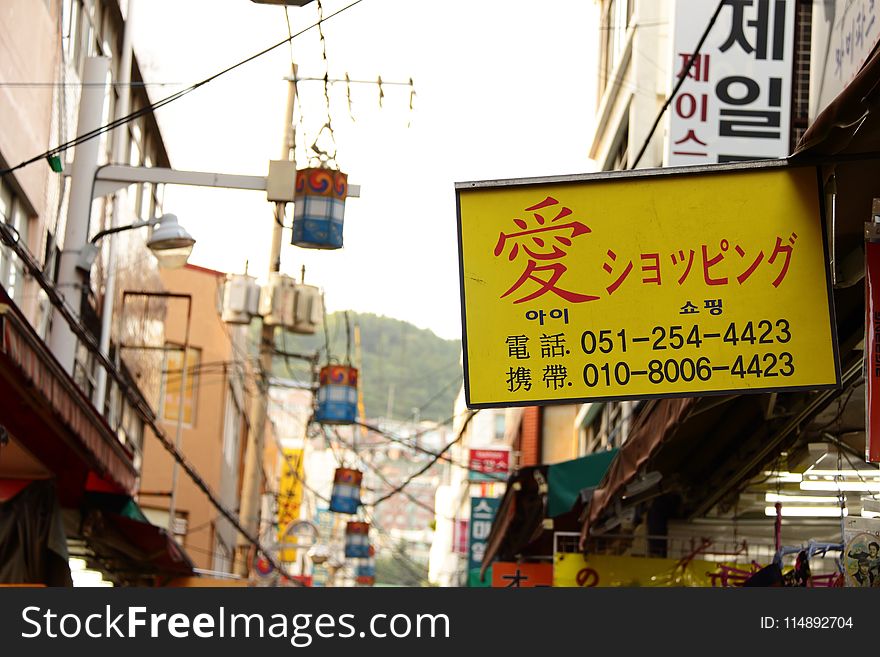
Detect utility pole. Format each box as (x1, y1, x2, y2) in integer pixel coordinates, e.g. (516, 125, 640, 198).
(94, 0, 136, 409)
(385, 383, 395, 422)
(237, 65, 298, 576)
(49, 56, 109, 375)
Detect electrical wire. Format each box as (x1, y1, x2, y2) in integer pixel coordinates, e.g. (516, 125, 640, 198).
(0, 0, 366, 178)
(353, 419, 507, 482)
(0, 221, 283, 574)
(630, 0, 725, 168)
(370, 410, 478, 506)
(361, 508, 430, 585)
(412, 373, 462, 414)
(328, 426, 453, 519)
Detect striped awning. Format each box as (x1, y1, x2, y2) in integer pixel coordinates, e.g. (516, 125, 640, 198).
(0, 295, 137, 503)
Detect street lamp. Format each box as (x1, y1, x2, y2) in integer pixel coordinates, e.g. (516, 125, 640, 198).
(76, 213, 196, 273)
(146, 214, 196, 268)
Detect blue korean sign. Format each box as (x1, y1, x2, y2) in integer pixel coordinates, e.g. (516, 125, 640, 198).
(467, 496, 500, 587)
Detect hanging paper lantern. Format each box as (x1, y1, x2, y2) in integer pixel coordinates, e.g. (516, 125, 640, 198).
(315, 364, 358, 425)
(356, 559, 376, 586)
(329, 467, 362, 514)
(356, 545, 376, 586)
(292, 167, 348, 249)
(344, 521, 371, 559)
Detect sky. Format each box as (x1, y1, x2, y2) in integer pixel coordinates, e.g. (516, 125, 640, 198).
(132, 0, 600, 341)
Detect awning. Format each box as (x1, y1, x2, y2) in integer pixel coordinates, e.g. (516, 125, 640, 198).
(581, 398, 695, 545)
(480, 449, 618, 579)
(75, 491, 195, 585)
(793, 43, 880, 159)
(547, 448, 617, 518)
(0, 290, 137, 505)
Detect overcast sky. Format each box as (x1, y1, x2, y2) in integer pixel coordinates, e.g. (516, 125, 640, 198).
(132, 0, 600, 340)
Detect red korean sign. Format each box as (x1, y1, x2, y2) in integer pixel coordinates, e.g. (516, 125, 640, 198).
(468, 448, 510, 482)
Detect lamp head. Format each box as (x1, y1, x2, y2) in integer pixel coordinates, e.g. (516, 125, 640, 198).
(147, 214, 195, 268)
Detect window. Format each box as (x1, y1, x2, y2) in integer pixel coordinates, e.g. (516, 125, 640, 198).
(493, 412, 506, 442)
(579, 402, 629, 455)
(0, 178, 28, 303)
(610, 123, 629, 170)
(160, 345, 200, 426)
(213, 537, 232, 574)
(604, 113, 630, 171)
(600, 0, 635, 96)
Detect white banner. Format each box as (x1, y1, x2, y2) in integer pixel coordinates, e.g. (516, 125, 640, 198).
(666, 0, 796, 165)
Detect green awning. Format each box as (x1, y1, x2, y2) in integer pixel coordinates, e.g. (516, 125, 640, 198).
(547, 449, 618, 518)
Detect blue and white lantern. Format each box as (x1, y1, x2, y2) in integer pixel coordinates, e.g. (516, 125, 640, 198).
(292, 168, 348, 249)
(329, 468, 362, 515)
(315, 365, 358, 425)
(345, 521, 371, 559)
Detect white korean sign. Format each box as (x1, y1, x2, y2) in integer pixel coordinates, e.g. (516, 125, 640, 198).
(666, 0, 796, 165)
(810, 0, 880, 121)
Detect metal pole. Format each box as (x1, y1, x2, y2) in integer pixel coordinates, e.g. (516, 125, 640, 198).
(93, 0, 135, 410)
(237, 65, 298, 576)
(49, 56, 110, 374)
(167, 297, 192, 535)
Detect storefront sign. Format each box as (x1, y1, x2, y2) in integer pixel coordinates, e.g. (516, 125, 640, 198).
(553, 551, 726, 587)
(867, 233, 880, 463)
(666, 0, 795, 165)
(454, 519, 469, 554)
(810, 0, 880, 120)
(468, 448, 510, 482)
(277, 448, 304, 562)
(491, 562, 553, 588)
(467, 497, 499, 587)
(843, 516, 880, 587)
(457, 164, 839, 408)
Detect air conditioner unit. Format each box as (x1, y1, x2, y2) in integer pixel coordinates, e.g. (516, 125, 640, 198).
(292, 284, 323, 334)
(221, 274, 260, 324)
(259, 273, 296, 327)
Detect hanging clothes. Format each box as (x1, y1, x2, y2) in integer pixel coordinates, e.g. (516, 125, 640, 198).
(0, 479, 71, 586)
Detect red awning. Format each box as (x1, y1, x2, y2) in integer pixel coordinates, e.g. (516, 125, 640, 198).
(80, 510, 195, 580)
(0, 293, 137, 505)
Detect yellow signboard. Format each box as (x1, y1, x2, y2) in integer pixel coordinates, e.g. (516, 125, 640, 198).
(277, 448, 304, 562)
(456, 163, 839, 407)
(554, 552, 734, 587)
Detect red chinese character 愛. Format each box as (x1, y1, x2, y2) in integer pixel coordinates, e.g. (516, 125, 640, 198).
(495, 197, 598, 304)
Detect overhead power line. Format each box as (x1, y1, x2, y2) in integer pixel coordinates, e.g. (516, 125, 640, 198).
(370, 410, 479, 506)
(630, 0, 725, 169)
(0, 218, 282, 576)
(353, 419, 507, 482)
(0, 0, 366, 178)
(327, 426, 454, 519)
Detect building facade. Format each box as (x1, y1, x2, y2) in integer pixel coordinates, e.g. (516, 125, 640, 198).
(138, 264, 253, 575)
(0, 0, 196, 587)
